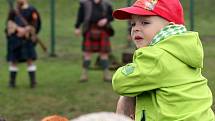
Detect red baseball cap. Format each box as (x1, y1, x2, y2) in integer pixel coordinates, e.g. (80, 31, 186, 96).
(113, 0, 184, 24)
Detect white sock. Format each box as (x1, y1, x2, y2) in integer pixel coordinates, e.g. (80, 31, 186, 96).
(27, 64, 37, 72)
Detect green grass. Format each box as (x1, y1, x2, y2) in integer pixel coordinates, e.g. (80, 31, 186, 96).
(0, 0, 214, 120)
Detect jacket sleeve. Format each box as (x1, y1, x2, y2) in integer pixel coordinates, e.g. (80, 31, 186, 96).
(75, 2, 85, 28)
(31, 8, 41, 34)
(106, 3, 113, 23)
(5, 10, 16, 34)
(7, 10, 16, 21)
(112, 47, 165, 97)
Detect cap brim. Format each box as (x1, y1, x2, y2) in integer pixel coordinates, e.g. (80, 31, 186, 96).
(113, 6, 156, 20)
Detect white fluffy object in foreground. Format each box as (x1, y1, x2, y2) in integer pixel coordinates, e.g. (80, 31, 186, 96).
(71, 112, 133, 121)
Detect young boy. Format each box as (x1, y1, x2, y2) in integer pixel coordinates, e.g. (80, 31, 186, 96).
(112, 0, 215, 121)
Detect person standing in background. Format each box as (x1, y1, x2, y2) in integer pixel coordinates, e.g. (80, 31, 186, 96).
(74, 0, 114, 82)
(5, 0, 41, 88)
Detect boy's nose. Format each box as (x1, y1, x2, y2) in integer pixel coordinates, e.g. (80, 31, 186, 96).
(133, 26, 140, 32)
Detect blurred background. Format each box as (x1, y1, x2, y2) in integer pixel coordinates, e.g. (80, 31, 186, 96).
(0, 0, 214, 120)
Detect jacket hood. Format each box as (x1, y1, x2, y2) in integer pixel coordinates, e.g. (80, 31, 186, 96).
(156, 32, 203, 68)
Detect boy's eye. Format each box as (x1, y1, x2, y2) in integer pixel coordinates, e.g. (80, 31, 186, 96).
(141, 21, 150, 25)
(131, 22, 135, 27)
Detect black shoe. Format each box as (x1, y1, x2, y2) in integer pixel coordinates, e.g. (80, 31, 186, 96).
(30, 81, 36, 88)
(9, 80, 16, 88)
(9, 84, 16, 88)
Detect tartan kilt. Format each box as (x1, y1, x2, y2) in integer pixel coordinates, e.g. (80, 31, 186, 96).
(6, 35, 37, 63)
(82, 30, 111, 53)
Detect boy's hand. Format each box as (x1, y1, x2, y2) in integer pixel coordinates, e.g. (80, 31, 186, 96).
(116, 96, 135, 120)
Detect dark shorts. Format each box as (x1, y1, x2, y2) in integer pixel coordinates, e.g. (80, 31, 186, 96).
(82, 28, 111, 53)
(6, 35, 37, 63)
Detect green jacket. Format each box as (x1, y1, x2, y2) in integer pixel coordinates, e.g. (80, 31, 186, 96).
(112, 32, 215, 121)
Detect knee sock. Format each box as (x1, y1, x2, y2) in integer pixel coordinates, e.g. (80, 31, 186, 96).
(80, 60, 91, 80)
(83, 60, 91, 69)
(27, 64, 37, 87)
(9, 65, 18, 87)
(100, 59, 109, 70)
(28, 71, 36, 86)
(9, 71, 17, 87)
(100, 59, 111, 81)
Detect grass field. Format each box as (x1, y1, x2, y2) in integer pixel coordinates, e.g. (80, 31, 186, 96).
(0, 0, 214, 120)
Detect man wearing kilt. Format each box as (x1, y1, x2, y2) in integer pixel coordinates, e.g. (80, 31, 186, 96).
(5, 0, 41, 88)
(74, 0, 114, 82)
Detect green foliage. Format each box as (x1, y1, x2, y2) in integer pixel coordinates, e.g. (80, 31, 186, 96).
(0, 0, 214, 120)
